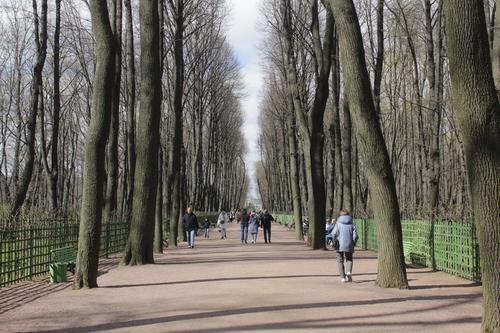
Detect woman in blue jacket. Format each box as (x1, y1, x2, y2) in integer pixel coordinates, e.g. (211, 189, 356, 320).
(332, 210, 358, 282)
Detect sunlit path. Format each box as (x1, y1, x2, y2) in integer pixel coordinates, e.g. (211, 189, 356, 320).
(0, 223, 482, 333)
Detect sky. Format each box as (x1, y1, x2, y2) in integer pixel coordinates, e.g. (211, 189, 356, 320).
(226, 0, 263, 205)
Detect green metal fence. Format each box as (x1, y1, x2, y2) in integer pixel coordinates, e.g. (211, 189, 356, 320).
(0, 220, 129, 288)
(354, 218, 480, 281)
(274, 214, 481, 282)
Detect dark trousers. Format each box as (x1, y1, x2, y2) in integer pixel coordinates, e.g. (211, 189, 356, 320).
(263, 225, 271, 243)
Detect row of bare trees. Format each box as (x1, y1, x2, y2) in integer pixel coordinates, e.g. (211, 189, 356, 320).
(0, 0, 248, 283)
(0, 0, 247, 219)
(257, 0, 499, 331)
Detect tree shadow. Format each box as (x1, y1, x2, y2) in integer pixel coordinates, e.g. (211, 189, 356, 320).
(0, 257, 119, 315)
(102, 274, 335, 289)
(26, 292, 481, 333)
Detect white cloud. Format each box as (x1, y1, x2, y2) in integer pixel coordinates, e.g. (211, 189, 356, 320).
(227, 0, 263, 203)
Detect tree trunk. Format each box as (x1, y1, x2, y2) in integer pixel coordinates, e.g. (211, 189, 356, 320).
(121, 0, 162, 266)
(154, 148, 163, 253)
(286, 91, 303, 240)
(423, 0, 443, 216)
(124, 0, 136, 223)
(493, 0, 500, 94)
(168, 0, 185, 247)
(74, 0, 115, 289)
(104, 0, 122, 224)
(444, 1, 500, 331)
(10, 0, 49, 218)
(329, 0, 408, 288)
(341, 98, 353, 212)
(281, 0, 332, 249)
(49, 0, 61, 212)
(373, 0, 384, 115)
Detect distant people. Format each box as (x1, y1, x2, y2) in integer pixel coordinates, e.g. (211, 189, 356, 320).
(182, 207, 199, 248)
(249, 211, 259, 244)
(236, 208, 242, 223)
(229, 210, 235, 223)
(203, 218, 211, 239)
(217, 209, 229, 239)
(325, 219, 335, 246)
(331, 210, 358, 282)
(240, 208, 250, 244)
(261, 210, 275, 244)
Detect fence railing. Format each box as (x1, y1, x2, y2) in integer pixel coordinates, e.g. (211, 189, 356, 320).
(1, 213, 219, 288)
(274, 215, 481, 282)
(0, 220, 129, 288)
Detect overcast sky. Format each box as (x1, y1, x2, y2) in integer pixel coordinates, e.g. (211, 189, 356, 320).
(226, 0, 263, 204)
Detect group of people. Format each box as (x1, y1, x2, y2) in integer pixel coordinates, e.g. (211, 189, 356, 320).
(235, 209, 275, 244)
(183, 206, 358, 284)
(181, 207, 276, 248)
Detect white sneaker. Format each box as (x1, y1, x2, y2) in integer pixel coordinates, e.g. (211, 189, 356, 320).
(341, 278, 347, 283)
(346, 273, 352, 282)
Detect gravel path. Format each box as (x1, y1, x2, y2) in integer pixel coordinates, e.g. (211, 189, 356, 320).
(0, 222, 482, 333)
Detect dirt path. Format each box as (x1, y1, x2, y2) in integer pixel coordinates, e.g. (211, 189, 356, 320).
(0, 222, 482, 333)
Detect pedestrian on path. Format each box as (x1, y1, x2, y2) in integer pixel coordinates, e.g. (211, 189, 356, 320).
(182, 207, 199, 248)
(240, 208, 249, 244)
(261, 210, 275, 244)
(217, 209, 229, 239)
(203, 218, 211, 239)
(331, 210, 358, 282)
(249, 211, 259, 243)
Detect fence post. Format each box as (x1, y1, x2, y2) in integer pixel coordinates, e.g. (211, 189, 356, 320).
(363, 219, 368, 250)
(105, 222, 110, 258)
(29, 226, 34, 279)
(430, 219, 436, 271)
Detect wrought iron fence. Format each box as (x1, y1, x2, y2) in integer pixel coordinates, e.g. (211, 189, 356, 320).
(274, 214, 481, 282)
(0, 220, 129, 288)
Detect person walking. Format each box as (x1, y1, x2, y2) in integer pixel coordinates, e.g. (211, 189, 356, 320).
(182, 207, 199, 248)
(203, 218, 211, 239)
(261, 210, 275, 244)
(331, 210, 358, 282)
(249, 211, 259, 244)
(240, 208, 249, 244)
(217, 209, 229, 239)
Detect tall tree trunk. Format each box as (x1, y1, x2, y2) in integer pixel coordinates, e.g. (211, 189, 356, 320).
(104, 0, 122, 224)
(423, 0, 444, 215)
(373, 0, 384, 115)
(10, 0, 49, 218)
(168, 0, 185, 247)
(341, 99, 353, 212)
(286, 91, 303, 240)
(74, 0, 115, 289)
(49, 0, 61, 212)
(493, 1, 500, 94)
(282, 0, 333, 249)
(329, 0, 408, 288)
(124, 0, 136, 223)
(122, 0, 162, 265)
(444, 1, 500, 331)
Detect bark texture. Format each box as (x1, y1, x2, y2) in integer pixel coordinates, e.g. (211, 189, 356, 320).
(444, 1, 500, 331)
(122, 0, 162, 265)
(74, 0, 115, 289)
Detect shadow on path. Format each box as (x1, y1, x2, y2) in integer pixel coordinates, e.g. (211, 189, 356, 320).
(26, 293, 482, 333)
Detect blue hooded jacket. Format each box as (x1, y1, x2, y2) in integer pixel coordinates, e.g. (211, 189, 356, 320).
(332, 214, 357, 253)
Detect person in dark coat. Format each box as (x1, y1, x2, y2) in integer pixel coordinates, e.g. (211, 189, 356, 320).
(240, 208, 250, 244)
(182, 207, 199, 248)
(203, 218, 211, 239)
(261, 210, 275, 244)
